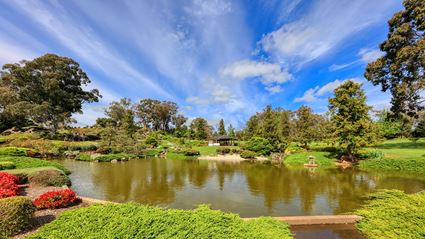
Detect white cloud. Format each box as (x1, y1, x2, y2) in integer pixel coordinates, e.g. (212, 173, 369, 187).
(260, 0, 399, 66)
(220, 60, 293, 92)
(295, 78, 361, 102)
(358, 48, 384, 63)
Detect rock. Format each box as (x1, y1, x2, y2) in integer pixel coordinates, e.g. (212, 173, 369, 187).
(121, 158, 128, 161)
(2, 127, 20, 136)
(111, 159, 118, 163)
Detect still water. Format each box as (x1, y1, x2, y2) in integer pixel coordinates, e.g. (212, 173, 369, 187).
(60, 158, 425, 217)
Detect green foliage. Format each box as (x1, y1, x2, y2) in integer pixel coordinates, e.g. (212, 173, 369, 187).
(182, 149, 200, 156)
(356, 190, 425, 239)
(359, 158, 425, 173)
(218, 119, 227, 135)
(284, 151, 336, 167)
(364, 0, 425, 117)
(134, 99, 179, 132)
(29, 203, 292, 239)
(245, 137, 273, 156)
(0, 161, 15, 170)
(76, 153, 135, 162)
(240, 150, 257, 159)
(329, 81, 378, 160)
(292, 105, 322, 148)
(0, 147, 31, 156)
(0, 196, 36, 238)
(189, 118, 211, 140)
(4, 167, 70, 186)
(0, 54, 100, 132)
(0, 156, 70, 174)
(357, 150, 384, 159)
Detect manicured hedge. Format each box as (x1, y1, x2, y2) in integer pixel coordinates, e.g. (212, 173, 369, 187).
(0, 196, 35, 238)
(356, 190, 425, 239)
(29, 204, 292, 239)
(0, 156, 70, 174)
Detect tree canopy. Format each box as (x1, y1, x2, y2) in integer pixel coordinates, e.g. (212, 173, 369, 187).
(0, 54, 100, 132)
(364, 0, 425, 118)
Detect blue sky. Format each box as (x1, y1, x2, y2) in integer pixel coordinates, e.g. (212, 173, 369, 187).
(0, 0, 402, 128)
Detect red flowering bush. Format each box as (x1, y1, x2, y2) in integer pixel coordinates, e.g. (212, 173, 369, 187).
(34, 189, 80, 209)
(0, 172, 19, 199)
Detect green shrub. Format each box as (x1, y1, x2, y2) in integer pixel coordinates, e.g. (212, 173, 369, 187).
(0, 161, 16, 170)
(0, 196, 35, 238)
(230, 148, 241, 154)
(240, 150, 257, 159)
(183, 148, 200, 156)
(216, 147, 231, 155)
(0, 156, 70, 174)
(29, 204, 292, 239)
(356, 190, 425, 239)
(357, 150, 384, 159)
(77, 153, 135, 162)
(75, 154, 91, 161)
(245, 137, 273, 156)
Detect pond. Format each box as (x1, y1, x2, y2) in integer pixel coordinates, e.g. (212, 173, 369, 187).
(60, 158, 425, 217)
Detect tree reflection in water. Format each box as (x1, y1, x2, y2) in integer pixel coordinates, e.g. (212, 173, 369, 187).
(63, 158, 425, 217)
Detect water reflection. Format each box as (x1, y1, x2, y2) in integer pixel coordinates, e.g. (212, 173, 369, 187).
(61, 158, 425, 217)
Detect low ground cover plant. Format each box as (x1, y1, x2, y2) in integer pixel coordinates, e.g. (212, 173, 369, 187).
(0, 161, 15, 170)
(0, 156, 70, 174)
(0, 172, 19, 199)
(29, 203, 292, 239)
(356, 190, 425, 239)
(0, 196, 36, 238)
(0, 147, 33, 156)
(34, 189, 80, 209)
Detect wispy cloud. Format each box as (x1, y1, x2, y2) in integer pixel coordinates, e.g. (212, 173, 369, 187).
(295, 78, 360, 102)
(260, 0, 398, 66)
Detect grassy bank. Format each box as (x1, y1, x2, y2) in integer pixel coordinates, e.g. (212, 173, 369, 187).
(284, 151, 336, 167)
(0, 156, 70, 174)
(193, 146, 240, 156)
(356, 190, 425, 239)
(360, 138, 425, 173)
(29, 204, 292, 239)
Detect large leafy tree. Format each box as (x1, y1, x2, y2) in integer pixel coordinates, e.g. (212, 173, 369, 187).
(218, 119, 226, 135)
(189, 118, 211, 140)
(105, 98, 133, 127)
(329, 81, 377, 161)
(0, 54, 100, 132)
(134, 99, 178, 132)
(364, 0, 425, 118)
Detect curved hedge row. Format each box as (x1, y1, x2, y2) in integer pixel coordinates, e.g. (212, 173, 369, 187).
(0, 156, 70, 174)
(29, 204, 292, 239)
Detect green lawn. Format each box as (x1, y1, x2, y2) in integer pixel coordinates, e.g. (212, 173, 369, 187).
(284, 151, 336, 167)
(193, 146, 240, 156)
(29, 204, 292, 239)
(0, 156, 70, 174)
(360, 138, 425, 172)
(356, 190, 425, 239)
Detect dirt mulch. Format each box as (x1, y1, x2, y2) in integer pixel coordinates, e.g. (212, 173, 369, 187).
(13, 186, 89, 238)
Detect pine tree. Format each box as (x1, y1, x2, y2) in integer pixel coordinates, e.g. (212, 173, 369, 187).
(218, 119, 226, 135)
(329, 81, 377, 161)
